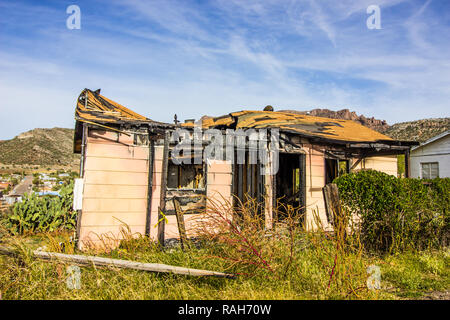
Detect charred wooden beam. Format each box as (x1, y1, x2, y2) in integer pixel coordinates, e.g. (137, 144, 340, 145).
(173, 198, 189, 251)
(299, 154, 306, 216)
(145, 138, 155, 236)
(405, 149, 410, 178)
(350, 157, 364, 171)
(237, 163, 243, 202)
(76, 123, 88, 245)
(157, 131, 170, 246)
(322, 183, 342, 226)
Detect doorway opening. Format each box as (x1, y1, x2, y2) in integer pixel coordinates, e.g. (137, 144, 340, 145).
(275, 153, 306, 220)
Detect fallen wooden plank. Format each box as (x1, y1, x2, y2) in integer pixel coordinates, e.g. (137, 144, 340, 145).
(0, 247, 235, 279)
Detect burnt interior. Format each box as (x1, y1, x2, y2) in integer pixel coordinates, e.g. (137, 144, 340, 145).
(325, 158, 350, 184)
(275, 153, 306, 220)
(233, 150, 264, 215)
(167, 163, 205, 190)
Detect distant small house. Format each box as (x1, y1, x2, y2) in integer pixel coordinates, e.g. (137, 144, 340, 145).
(37, 191, 60, 197)
(5, 195, 22, 205)
(410, 130, 449, 179)
(7, 176, 33, 204)
(0, 182, 11, 190)
(40, 174, 57, 181)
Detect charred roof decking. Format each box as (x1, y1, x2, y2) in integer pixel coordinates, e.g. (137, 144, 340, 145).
(183, 110, 417, 147)
(73, 88, 173, 153)
(73, 88, 417, 153)
(76, 88, 165, 125)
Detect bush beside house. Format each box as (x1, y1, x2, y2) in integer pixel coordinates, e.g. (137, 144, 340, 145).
(334, 170, 449, 252)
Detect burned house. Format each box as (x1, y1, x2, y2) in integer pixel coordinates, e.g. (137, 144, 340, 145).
(73, 89, 417, 249)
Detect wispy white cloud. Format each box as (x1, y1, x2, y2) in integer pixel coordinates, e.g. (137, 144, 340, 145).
(0, 0, 449, 140)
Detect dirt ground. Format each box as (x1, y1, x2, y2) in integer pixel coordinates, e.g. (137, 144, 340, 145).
(420, 290, 450, 300)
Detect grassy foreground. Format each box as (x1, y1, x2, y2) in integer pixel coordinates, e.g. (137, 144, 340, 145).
(0, 229, 448, 300)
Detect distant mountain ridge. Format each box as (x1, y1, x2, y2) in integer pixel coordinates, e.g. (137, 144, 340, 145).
(278, 108, 448, 143)
(0, 112, 448, 167)
(381, 118, 450, 143)
(0, 128, 79, 167)
(278, 108, 390, 132)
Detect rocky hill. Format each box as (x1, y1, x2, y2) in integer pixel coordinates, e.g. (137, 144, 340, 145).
(0, 128, 79, 167)
(278, 108, 390, 132)
(0, 111, 447, 169)
(380, 118, 449, 143)
(278, 108, 448, 142)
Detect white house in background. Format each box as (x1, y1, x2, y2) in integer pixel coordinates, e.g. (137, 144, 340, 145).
(410, 130, 450, 179)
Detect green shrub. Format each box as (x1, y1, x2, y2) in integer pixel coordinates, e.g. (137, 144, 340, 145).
(334, 170, 449, 252)
(5, 181, 76, 234)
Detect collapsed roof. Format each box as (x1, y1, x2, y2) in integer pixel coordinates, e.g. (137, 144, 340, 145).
(73, 88, 417, 153)
(73, 88, 173, 153)
(75, 88, 165, 125)
(183, 110, 417, 147)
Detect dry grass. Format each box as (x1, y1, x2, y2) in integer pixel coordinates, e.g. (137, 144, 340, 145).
(0, 197, 448, 300)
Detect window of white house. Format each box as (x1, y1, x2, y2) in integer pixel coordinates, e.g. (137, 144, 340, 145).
(421, 162, 439, 179)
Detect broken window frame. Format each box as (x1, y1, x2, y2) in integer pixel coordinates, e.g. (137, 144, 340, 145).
(325, 158, 350, 185)
(133, 132, 150, 146)
(167, 162, 205, 191)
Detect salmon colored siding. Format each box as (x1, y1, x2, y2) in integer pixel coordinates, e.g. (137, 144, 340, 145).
(352, 155, 398, 177)
(78, 129, 400, 250)
(78, 130, 150, 250)
(303, 146, 329, 231)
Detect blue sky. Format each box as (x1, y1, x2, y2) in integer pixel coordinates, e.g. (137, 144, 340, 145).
(0, 0, 449, 140)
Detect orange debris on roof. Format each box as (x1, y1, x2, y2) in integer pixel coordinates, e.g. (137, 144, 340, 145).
(183, 110, 393, 143)
(74, 89, 396, 144)
(75, 89, 151, 124)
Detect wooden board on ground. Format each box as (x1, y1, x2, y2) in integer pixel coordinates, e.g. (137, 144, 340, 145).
(0, 246, 234, 278)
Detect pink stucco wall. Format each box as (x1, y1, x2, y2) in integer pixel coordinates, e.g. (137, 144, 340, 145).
(78, 129, 398, 249)
(78, 131, 235, 249)
(78, 130, 149, 250)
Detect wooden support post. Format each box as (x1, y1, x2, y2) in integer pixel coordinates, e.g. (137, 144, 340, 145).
(405, 149, 410, 178)
(257, 163, 262, 209)
(271, 164, 277, 222)
(76, 123, 88, 245)
(145, 138, 155, 236)
(79, 123, 88, 179)
(158, 131, 170, 246)
(299, 154, 306, 217)
(173, 198, 189, 251)
(350, 157, 364, 171)
(237, 163, 243, 203)
(246, 161, 251, 197)
(322, 183, 342, 226)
